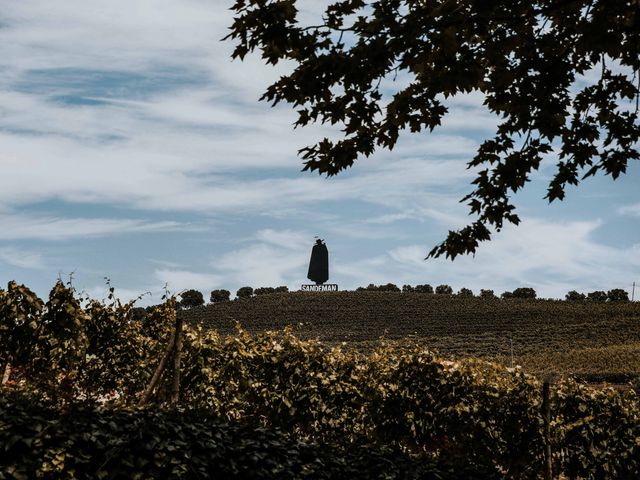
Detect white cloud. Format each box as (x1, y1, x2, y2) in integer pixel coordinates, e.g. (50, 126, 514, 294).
(255, 229, 311, 250)
(0, 0, 636, 308)
(336, 217, 640, 298)
(0, 116, 472, 214)
(365, 206, 467, 226)
(618, 203, 640, 217)
(153, 269, 224, 294)
(0, 247, 45, 269)
(141, 230, 312, 297)
(147, 258, 187, 269)
(1, 0, 228, 74)
(0, 1, 480, 220)
(208, 229, 312, 289)
(0, 212, 189, 241)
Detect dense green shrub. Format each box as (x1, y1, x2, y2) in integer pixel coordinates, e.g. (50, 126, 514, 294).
(414, 284, 434, 294)
(130, 306, 148, 321)
(178, 289, 204, 309)
(0, 281, 44, 372)
(479, 289, 496, 299)
(565, 290, 586, 302)
(356, 283, 400, 292)
(587, 290, 608, 302)
(435, 285, 453, 295)
(236, 286, 254, 299)
(607, 288, 629, 302)
(457, 288, 474, 298)
(511, 288, 537, 299)
(255, 287, 276, 295)
(380, 284, 437, 294)
(210, 289, 231, 303)
(502, 288, 537, 300)
(0, 390, 473, 480)
(554, 382, 640, 479)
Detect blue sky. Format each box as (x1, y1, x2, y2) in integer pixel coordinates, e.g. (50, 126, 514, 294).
(1, 0, 638, 305)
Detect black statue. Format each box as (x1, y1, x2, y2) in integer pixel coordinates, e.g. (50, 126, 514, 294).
(307, 238, 329, 285)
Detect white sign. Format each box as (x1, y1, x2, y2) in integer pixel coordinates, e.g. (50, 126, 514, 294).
(301, 284, 339, 292)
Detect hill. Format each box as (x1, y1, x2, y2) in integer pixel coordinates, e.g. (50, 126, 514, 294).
(182, 291, 640, 382)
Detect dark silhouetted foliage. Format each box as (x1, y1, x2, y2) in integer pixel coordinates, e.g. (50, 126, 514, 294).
(607, 289, 629, 302)
(178, 289, 204, 309)
(236, 286, 254, 299)
(566, 291, 587, 302)
(414, 284, 434, 294)
(403, 284, 435, 294)
(255, 287, 276, 296)
(479, 289, 497, 299)
(210, 289, 231, 303)
(226, 0, 640, 260)
(356, 283, 400, 292)
(435, 285, 453, 295)
(0, 390, 459, 480)
(130, 307, 148, 322)
(457, 288, 474, 298)
(511, 288, 537, 300)
(588, 291, 608, 303)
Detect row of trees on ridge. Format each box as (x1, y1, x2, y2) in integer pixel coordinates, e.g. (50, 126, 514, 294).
(175, 284, 631, 309)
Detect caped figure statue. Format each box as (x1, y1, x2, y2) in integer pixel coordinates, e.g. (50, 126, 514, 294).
(307, 238, 329, 285)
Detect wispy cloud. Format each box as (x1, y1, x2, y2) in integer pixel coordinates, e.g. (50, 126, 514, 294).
(153, 268, 224, 295)
(147, 258, 187, 269)
(618, 203, 640, 217)
(210, 229, 310, 289)
(0, 212, 189, 241)
(0, 247, 45, 270)
(0, 1, 479, 220)
(340, 218, 640, 298)
(0, 0, 637, 307)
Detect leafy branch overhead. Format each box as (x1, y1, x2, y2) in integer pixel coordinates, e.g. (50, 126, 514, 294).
(225, 0, 639, 259)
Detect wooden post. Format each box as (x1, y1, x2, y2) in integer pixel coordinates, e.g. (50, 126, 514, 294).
(169, 315, 184, 406)
(510, 334, 514, 368)
(138, 329, 177, 406)
(542, 381, 552, 480)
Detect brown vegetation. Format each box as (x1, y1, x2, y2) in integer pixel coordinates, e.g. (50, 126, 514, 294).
(183, 291, 640, 380)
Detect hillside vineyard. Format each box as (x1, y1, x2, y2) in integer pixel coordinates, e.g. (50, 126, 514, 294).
(2, 281, 640, 478)
(183, 291, 640, 382)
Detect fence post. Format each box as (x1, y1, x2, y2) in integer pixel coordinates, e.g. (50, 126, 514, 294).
(542, 381, 552, 480)
(169, 314, 184, 406)
(138, 329, 177, 406)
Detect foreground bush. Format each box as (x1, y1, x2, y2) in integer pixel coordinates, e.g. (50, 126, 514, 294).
(1, 390, 482, 480)
(2, 281, 639, 479)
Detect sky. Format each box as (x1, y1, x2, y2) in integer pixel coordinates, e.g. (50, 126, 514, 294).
(0, 0, 638, 305)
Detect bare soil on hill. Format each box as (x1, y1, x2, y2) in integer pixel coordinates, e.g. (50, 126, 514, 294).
(182, 291, 640, 382)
